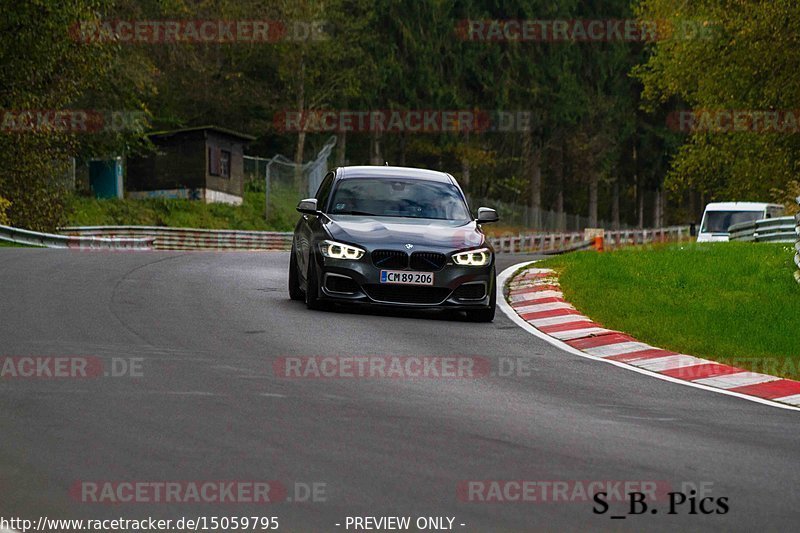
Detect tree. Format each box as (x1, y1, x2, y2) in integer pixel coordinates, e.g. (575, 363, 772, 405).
(634, 0, 800, 205)
(0, 0, 149, 230)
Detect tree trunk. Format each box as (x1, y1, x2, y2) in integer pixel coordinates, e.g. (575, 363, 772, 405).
(336, 130, 346, 166)
(589, 175, 599, 227)
(633, 143, 644, 228)
(294, 131, 306, 193)
(637, 188, 645, 228)
(460, 130, 470, 189)
(612, 177, 620, 230)
(398, 133, 406, 166)
(554, 139, 564, 231)
(523, 128, 542, 227)
(293, 57, 306, 193)
(370, 130, 382, 165)
(653, 188, 662, 228)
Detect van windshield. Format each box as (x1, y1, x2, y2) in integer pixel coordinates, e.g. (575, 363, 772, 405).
(701, 211, 763, 233)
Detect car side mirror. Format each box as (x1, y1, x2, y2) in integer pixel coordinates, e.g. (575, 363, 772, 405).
(297, 198, 319, 215)
(477, 207, 499, 224)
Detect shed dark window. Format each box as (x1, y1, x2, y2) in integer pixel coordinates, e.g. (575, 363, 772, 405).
(208, 146, 231, 178)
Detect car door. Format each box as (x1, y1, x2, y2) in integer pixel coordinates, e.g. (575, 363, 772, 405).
(295, 171, 335, 284)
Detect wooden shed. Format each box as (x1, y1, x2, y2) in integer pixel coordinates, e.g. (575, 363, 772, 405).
(126, 126, 256, 205)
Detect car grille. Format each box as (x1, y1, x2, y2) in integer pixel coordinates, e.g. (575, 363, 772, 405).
(410, 252, 447, 271)
(371, 250, 408, 269)
(453, 282, 487, 300)
(363, 284, 451, 305)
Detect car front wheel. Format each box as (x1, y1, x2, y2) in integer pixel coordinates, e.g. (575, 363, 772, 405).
(466, 271, 496, 322)
(305, 255, 326, 310)
(288, 244, 304, 301)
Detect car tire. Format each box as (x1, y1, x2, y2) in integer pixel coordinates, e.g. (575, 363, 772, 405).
(288, 244, 304, 301)
(466, 271, 496, 322)
(305, 254, 326, 310)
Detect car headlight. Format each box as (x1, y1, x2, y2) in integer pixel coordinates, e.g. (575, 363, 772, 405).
(319, 240, 365, 260)
(452, 248, 491, 266)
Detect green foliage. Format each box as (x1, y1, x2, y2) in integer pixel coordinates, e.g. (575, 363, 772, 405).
(1, 144, 73, 231)
(771, 180, 800, 215)
(0, 194, 10, 225)
(634, 0, 800, 205)
(542, 243, 800, 379)
(0, 0, 149, 230)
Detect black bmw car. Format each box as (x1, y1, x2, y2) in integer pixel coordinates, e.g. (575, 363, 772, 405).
(288, 165, 499, 321)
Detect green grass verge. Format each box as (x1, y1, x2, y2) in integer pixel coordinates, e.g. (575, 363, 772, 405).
(66, 185, 300, 232)
(540, 242, 800, 380)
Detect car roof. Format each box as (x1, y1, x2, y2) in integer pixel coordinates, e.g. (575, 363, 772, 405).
(336, 165, 454, 184)
(703, 202, 783, 211)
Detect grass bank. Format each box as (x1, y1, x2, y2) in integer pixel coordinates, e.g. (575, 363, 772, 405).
(66, 185, 300, 232)
(540, 242, 800, 380)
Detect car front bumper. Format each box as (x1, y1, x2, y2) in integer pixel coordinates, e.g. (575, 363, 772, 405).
(313, 252, 495, 309)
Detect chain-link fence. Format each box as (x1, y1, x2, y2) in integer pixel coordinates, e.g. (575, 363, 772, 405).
(468, 197, 629, 232)
(244, 135, 337, 221)
(245, 146, 632, 233)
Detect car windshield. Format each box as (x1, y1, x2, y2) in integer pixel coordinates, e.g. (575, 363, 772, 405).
(701, 211, 763, 233)
(328, 178, 471, 221)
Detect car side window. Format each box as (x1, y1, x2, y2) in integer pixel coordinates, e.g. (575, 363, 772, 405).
(315, 172, 335, 212)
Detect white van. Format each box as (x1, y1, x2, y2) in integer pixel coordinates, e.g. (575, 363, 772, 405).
(697, 202, 785, 242)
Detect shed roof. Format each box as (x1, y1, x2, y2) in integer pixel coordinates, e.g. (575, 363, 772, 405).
(146, 125, 256, 142)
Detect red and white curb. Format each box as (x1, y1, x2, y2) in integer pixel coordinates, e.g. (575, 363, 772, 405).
(497, 262, 800, 411)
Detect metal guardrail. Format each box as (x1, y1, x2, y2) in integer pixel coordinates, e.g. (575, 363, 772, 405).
(67, 225, 578, 253)
(0, 225, 153, 250)
(62, 226, 293, 251)
(488, 226, 690, 254)
(487, 232, 584, 254)
(729, 216, 796, 243)
(603, 226, 690, 249)
(61, 225, 689, 253)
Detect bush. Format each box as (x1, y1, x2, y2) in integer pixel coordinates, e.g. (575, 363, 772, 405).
(771, 179, 800, 215)
(0, 195, 10, 225)
(0, 137, 71, 231)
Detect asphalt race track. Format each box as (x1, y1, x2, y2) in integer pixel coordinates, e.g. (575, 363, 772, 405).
(1, 249, 798, 532)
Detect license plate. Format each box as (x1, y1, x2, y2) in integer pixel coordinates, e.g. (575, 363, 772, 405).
(380, 270, 434, 285)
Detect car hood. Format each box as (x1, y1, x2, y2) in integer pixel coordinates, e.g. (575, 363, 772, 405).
(324, 215, 486, 250)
